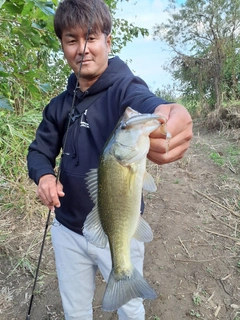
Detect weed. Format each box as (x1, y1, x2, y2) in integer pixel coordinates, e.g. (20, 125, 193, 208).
(146, 193, 155, 200)
(7, 236, 40, 278)
(231, 246, 238, 253)
(201, 289, 207, 297)
(237, 260, 240, 272)
(8, 256, 36, 278)
(33, 275, 45, 295)
(206, 267, 213, 274)
(210, 152, 224, 166)
(193, 294, 202, 306)
(189, 310, 201, 318)
(209, 144, 240, 171)
(227, 145, 240, 156)
(219, 174, 229, 181)
(237, 200, 240, 210)
(0, 231, 8, 244)
(152, 316, 161, 320)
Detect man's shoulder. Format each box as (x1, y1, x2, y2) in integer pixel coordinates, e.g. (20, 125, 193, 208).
(44, 89, 72, 126)
(51, 90, 69, 104)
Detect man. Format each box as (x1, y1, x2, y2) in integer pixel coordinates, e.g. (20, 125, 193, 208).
(27, 0, 193, 319)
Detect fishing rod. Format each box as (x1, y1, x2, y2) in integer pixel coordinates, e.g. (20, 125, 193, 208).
(25, 1, 97, 318)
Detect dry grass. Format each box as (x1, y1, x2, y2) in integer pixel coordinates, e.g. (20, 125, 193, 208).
(0, 174, 46, 218)
(0, 174, 49, 288)
(205, 104, 240, 141)
(0, 286, 14, 314)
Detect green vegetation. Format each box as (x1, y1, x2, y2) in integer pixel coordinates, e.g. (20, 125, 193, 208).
(193, 295, 202, 306)
(153, 0, 240, 111)
(237, 260, 240, 274)
(189, 310, 201, 318)
(210, 152, 225, 166)
(210, 145, 240, 168)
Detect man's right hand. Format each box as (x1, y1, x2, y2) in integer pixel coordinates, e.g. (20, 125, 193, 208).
(37, 174, 65, 210)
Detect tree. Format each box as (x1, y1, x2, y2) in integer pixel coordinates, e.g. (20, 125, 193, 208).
(0, 0, 149, 114)
(153, 0, 240, 109)
(0, 0, 59, 113)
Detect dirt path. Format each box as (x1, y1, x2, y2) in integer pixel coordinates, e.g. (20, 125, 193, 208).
(1, 122, 240, 320)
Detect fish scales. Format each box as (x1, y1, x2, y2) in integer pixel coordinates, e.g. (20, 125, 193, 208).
(83, 107, 161, 311)
(98, 159, 143, 277)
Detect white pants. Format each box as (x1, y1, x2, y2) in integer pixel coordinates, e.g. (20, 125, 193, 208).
(51, 219, 145, 320)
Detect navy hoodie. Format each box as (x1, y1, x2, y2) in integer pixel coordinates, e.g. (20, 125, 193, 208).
(27, 56, 168, 234)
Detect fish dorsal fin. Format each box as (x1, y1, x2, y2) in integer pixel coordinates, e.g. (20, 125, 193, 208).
(83, 168, 108, 248)
(133, 216, 153, 243)
(142, 171, 157, 192)
(85, 168, 98, 204)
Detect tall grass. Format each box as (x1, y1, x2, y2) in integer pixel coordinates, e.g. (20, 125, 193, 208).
(0, 109, 44, 217)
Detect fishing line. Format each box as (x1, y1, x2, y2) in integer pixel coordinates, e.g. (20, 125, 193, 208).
(25, 1, 97, 318)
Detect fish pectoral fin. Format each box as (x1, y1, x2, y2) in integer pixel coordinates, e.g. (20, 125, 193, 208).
(142, 171, 157, 192)
(102, 268, 157, 312)
(83, 205, 108, 248)
(133, 216, 153, 242)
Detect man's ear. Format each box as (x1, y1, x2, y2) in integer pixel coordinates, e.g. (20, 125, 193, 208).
(60, 40, 65, 57)
(106, 34, 111, 53)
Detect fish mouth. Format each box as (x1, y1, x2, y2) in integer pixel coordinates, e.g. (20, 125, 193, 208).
(121, 114, 160, 129)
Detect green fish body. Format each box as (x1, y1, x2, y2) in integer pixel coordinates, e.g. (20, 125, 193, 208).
(83, 107, 160, 311)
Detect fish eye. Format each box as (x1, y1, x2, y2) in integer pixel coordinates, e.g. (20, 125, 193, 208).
(121, 122, 127, 129)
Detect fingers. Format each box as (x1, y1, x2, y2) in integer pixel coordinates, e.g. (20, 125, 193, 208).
(37, 174, 65, 210)
(152, 105, 192, 138)
(150, 124, 192, 152)
(148, 103, 193, 165)
(148, 139, 191, 165)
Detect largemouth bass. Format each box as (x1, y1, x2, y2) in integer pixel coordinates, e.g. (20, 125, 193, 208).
(83, 107, 162, 311)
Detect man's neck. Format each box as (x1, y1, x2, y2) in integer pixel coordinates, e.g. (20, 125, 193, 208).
(78, 76, 100, 92)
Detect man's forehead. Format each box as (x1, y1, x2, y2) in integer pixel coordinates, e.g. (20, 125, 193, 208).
(62, 25, 101, 36)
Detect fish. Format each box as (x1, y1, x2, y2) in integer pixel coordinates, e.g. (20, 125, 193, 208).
(83, 106, 162, 311)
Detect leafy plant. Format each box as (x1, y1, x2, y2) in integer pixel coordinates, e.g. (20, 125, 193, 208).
(190, 310, 201, 318)
(193, 294, 202, 306)
(210, 152, 225, 166)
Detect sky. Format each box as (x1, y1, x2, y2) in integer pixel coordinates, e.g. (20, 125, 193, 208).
(115, 0, 174, 91)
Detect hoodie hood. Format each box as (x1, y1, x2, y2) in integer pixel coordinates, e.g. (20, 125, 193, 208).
(66, 56, 133, 96)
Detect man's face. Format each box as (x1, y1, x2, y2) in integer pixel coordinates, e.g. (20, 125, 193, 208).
(61, 26, 111, 86)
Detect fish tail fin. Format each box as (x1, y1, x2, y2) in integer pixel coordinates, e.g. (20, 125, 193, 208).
(102, 268, 157, 312)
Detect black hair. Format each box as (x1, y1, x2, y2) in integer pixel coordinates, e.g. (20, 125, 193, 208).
(54, 0, 112, 40)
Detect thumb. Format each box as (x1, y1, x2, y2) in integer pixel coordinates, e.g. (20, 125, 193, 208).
(154, 104, 172, 122)
(56, 181, 65, 197)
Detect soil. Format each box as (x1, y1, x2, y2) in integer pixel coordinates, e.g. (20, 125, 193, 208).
(1, 121, 240, 320)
